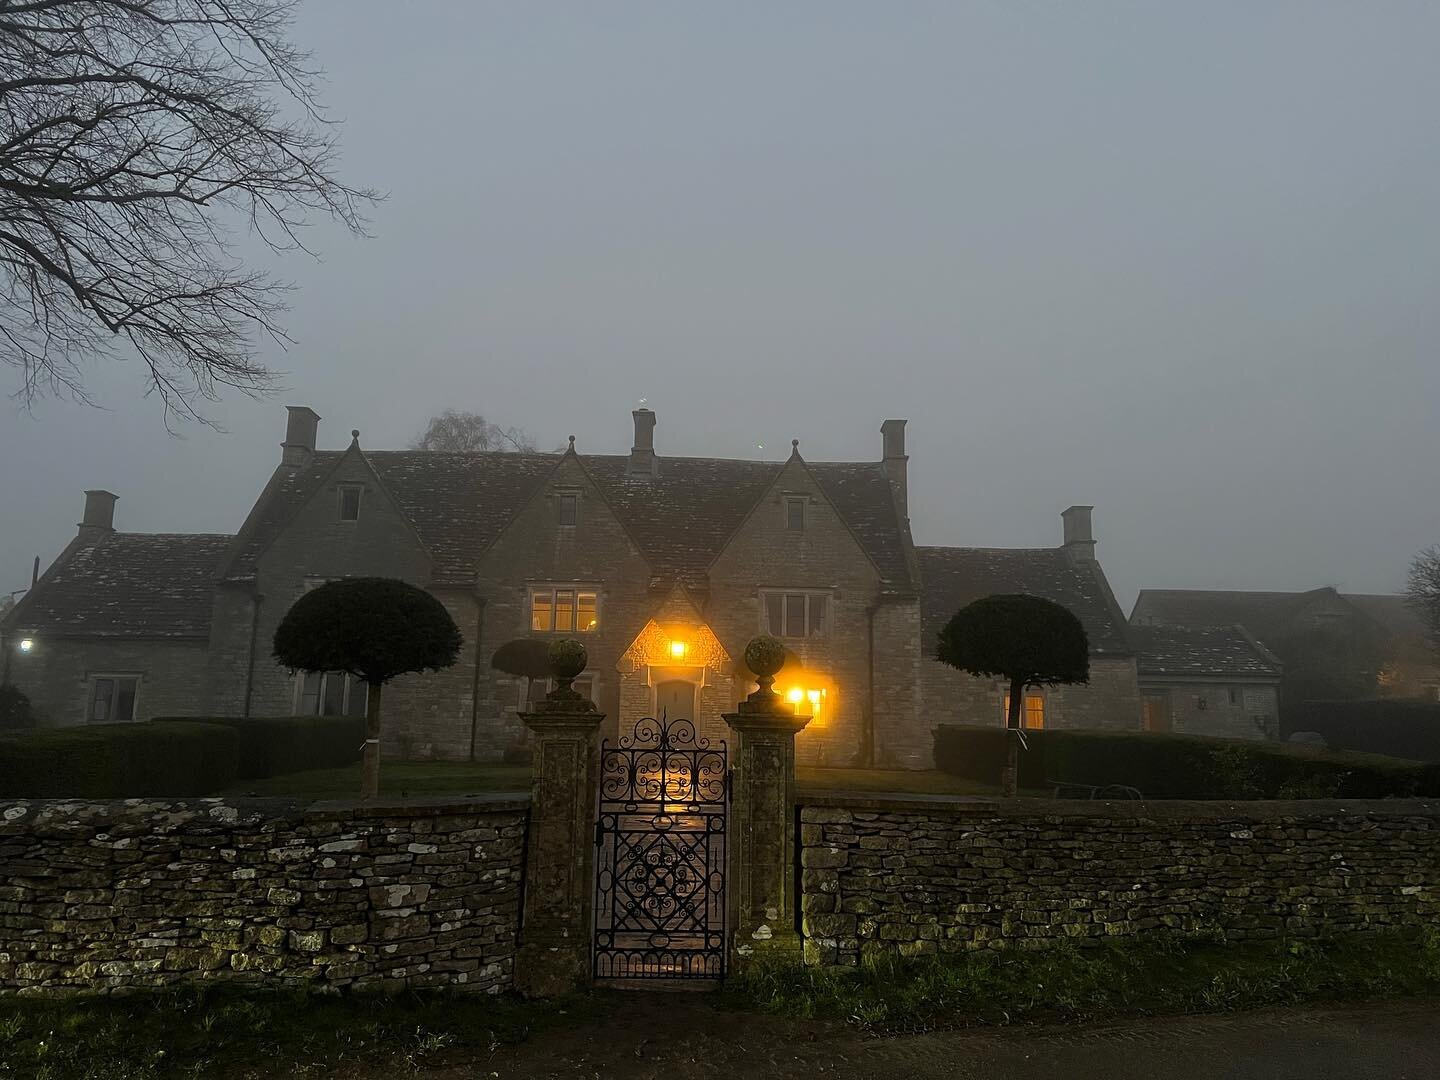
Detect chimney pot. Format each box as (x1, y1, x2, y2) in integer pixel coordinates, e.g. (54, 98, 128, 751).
(1062, 505, 1096, 562)
(78, 490, 118, 543)
(282, 405, 321, 467)
(628, 407, 657, 477)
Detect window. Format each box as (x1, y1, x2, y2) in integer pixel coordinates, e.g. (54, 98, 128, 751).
(296, 671, 369, 717)
(558, 493, 578, 526)
(530, 587, 599, 632)
(1002, 691, 1045, 729)
(786, 497, 806, 531)
(1197, 694, 1208, 711)
(1228, 687, 1241, 707)
(90, 676, 139, 723)
(761, 590, 830, 638)
(338, 485, 362, 521)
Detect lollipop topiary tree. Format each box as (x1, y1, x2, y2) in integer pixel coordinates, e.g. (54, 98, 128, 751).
(273, 577, 462, 798)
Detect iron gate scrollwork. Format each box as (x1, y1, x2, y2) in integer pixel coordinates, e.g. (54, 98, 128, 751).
(593, 712, 728, 981)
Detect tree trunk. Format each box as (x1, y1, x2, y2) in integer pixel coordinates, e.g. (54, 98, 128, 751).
(1003, 675, 1025, 797)
(362, 680, 383, 800)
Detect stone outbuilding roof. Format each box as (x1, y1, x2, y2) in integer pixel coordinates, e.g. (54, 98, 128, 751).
(5, 533, 231, 639)
(916, 546, 1133, 658)
(225, 449, 915, 593)
(1128, 623, 1281, 678)
(1129, 587, 1420, 651)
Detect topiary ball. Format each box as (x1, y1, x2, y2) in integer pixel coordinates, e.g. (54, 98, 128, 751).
(744, 635, 786, 680)
(548, 638, 588, 680)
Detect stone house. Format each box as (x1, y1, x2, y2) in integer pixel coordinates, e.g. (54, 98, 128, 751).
(1126, 623, 1282, 739)
(2, 406, 1145, 766)
(1131, 587, 1440, 710)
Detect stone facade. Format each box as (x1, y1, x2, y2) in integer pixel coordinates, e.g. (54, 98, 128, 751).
(798, 795, 1440, 966)
(0, 796, 527, 995)
(3, 406, 1152, 767)
(1143, 680, 1280, 740)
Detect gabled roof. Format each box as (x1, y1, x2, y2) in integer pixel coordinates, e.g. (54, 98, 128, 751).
(7, 534, 231, 639)
(917, 546, 1133, 657)
(1129, 623, 1281, 678)
(1129, 587, 1418, 649)
(1342, 594, 1429, 639)
(226, 449, 914, 591)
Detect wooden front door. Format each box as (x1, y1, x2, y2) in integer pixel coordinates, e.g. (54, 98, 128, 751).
(1142, 692, 1171, 733)
(655, 679, 697, 721)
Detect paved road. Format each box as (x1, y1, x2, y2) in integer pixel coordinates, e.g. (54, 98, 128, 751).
(457, 1000, 1440, 1080)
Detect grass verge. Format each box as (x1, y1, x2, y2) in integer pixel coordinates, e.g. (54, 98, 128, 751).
(722, 930, 1440, 1033)
(3, 933, 1439, 1078)
(0, 985, 604, 1080)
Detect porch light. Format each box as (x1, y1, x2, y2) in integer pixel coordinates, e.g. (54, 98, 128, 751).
(17, 638, 33, 654)
(669, 639, 688, 661)
(786, 686, 804, 705)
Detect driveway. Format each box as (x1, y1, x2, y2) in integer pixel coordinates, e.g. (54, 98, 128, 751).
(421, 998, 1440, 1080)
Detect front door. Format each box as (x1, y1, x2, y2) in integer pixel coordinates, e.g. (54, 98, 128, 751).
(655, 679, 697, 722)
(1143, 692, 1171, 732)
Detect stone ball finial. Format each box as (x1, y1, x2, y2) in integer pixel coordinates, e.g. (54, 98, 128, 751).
(548, 638, 587, 681)
(568, 434, 576, 449)
(744, 635, 786, 680)
(351, 429, 361, 442)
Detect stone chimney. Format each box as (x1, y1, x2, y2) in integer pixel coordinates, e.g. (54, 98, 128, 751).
(78, 490, 117, 544)
(281, 405, 320, 468)
(881, 419, 908, 520)
(1061, 505, 1096, 563)
(628, 407, 657, 478)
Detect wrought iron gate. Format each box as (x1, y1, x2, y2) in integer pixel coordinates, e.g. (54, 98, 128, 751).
(593, 713, 728, 981)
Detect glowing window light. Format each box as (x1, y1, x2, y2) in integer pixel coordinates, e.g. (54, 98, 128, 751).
(806, 689, 821, 706)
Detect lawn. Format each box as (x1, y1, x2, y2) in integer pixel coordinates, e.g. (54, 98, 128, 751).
(223, 762, 999, 799)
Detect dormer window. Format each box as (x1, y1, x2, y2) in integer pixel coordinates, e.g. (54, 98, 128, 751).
(558, 492, 578, 527)
(786, 497, 806, 531)
(338, 485, 362, 521)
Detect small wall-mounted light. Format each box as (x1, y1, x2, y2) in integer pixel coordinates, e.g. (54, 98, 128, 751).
(669, 639, 688, 661)
(17, 638, 35, 653)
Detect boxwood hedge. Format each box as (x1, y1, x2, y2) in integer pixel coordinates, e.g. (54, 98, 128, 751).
(933, 725, 1440, 799)
(154, 715, 363, 779)
(0, 721, 239, 798)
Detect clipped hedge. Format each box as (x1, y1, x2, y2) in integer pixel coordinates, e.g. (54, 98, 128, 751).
(0, 722, 238, 798)
(933, 725, 1440, 799)
(1282, 699, 1440, 762)
(155, 715, 363, 779)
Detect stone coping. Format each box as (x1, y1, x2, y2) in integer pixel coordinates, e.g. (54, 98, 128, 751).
(798, 791, 1440, 821)
(0, 791, 532, 827)
(306, 791, 531, 819)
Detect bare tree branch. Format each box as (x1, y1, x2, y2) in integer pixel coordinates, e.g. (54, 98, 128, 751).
(0, 0, 378, 420)
(1406, 546, 1440, 652)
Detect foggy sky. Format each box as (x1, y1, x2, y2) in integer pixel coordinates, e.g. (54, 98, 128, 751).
(3, 1, 1439, 611)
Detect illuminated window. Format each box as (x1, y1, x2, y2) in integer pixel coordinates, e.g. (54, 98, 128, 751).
(90, 676, 139, 723)
(296, 671, 368, 717)
(338, 485, 362, 521)
(761, 590, 830, 638)
(531, 587, 599, 632)
(786, 497, 806, 531)
(558, 493, 578, 526)
(1002, 691, 1045, 729)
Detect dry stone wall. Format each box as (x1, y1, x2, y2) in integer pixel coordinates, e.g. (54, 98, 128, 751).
(0, 795, 527, 995)
(799, 795, 1440, 966)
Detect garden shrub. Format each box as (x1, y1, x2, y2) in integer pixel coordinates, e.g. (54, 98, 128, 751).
(932, 724, 1440, 799)
(0, 684, 36, 730)
(154, 715, 363, 779)
(0, 721, 238, 797)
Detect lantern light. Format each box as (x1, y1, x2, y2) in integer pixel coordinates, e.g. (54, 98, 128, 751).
(669, 639, 688, 660)
(17, 638, 34, 654)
